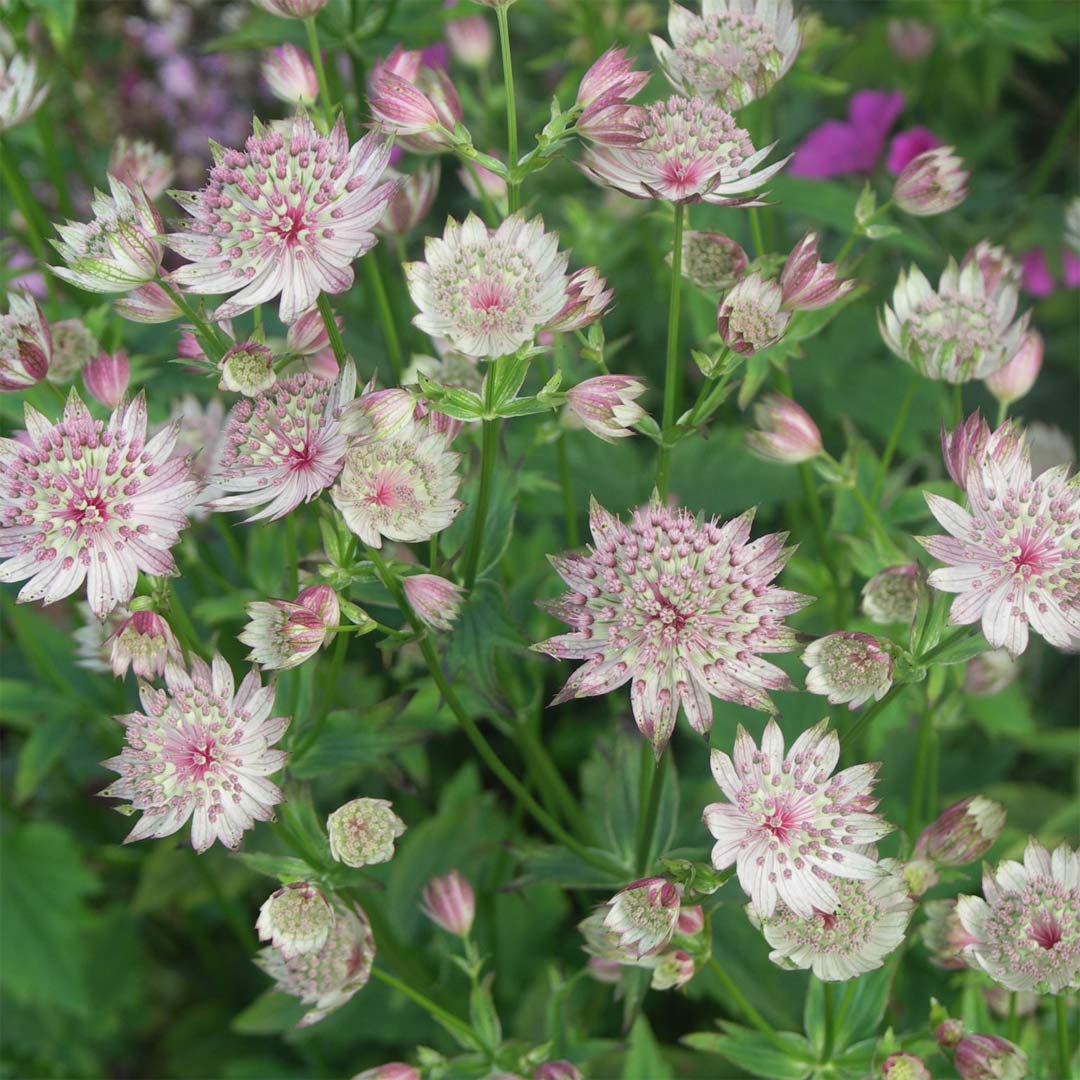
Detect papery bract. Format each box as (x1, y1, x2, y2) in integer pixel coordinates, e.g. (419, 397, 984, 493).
(109, 610, 183, 680)
(0, 291, 52, 392)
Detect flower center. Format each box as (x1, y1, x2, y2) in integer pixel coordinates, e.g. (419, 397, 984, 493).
(69, 491, 111, 529)
(1031, 914, 1062, 950)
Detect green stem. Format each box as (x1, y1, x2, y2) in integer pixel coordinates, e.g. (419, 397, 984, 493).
(850, 482, 896, 554)
(952, 384, 964, 426)
(748, 207, 765, 259)
(513, 714, 584, 832)
(1056, 995, 1072, 1079)
(634, 744, 668, 874)
(995, 398, 1009, 427)
(35, 113, 75, 218)
(656, 203, 686, 499)
(316, 292, 348, 367)
(304, 16, 335, 122)
(285, 513, 299, 594)
(906, 695, 933, 839)
(556, 435, 579, 547)
(840, 683, 904, 748)
(707, 955, 788, 1052)
(871, 369, 920, 504)
(496, 5, 519, 214)
(834, 231, 858, 267)
(822, 979, 836, 1061)
(291, 630, 348, 760)
(157, 279, 227, 360)
(166, 580, 202, 659)
(799, 461, 844, 608)
(363, 254, 405, 382)
(0, 137, 51, 266)
(918, 626, 970, 665)
(462, 365, 500, 589)
(370, 967, 478, 1049)
(1007, 992, 1018, 1042)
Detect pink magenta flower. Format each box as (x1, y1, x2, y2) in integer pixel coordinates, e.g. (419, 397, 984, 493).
(82, 350, 131, 409)
(886, 126, 943, 176)
(1064, 250, 1080, 288)
(0, 393, 198, 618)
(565, 375, 646, 443)
(534, 1062, 584, 1080)
(355, 1065, 420, 1080)
(403, 573, 464, 631)
(255, 901, 375, 1027)
(252, 0, 329, 17)
(918, 419, 1079, 656)
(1, 291, 52, 392)
(375, 163, 440, 237)
(677, 230, 748, 291)
(256, 882, 335, 957)
(208, 362, 357, 522)
(0, 53, 49, 132)
(1020, 249, 1055, 298)
(790, 90, 904, 178)
(603, 877, 681, 959)
(580, 94, 787, 205)
(100, 654, 289, 851)
(746, 394, 823, 464)
(914, 796, 1006, 867)
(422, 869, 475, 936)
(326, 797, 406, 866)
(983, 328, 1043, 405)
(113, 282, 183, 324)
(405, 213, 571, 359)
(109, 610, 183, 680)
(802, 631, 894, 708)
(717, 272, 790, 355)
(780, 232, 855, 311)
(963, 240, 1022, 299)
(261, 43, 319, 106)
(167, 112, 396, 324)
(650, 0, 801, 109)
(953, 1034, 1028, 1080)
(892, 146, 969, 217)
(240, 584, 339, 670)
(108, 137, 174, 201)
(534, 499, 812, 755)
(369, 46, 464, 154)
(704, 719, 893, 917)
(957, 839, 1080, 994)
(575, 46, 650, 147)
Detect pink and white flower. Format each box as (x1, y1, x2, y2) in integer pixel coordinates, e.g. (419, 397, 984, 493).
(82, 350, 131, 409)
(914, 795, 1006, 866)
(256, 882, 336, 957)
(208, 361, 357, 522)
(403, 573, 464, 630)
(962, 240, 1022, 299)
(261, 44, 319, 106)
(984, 329, 1043, 406)
(422, 869, 475, 937)
(168, 112, 396, 324)
(1, 291, 52, 392)
(113, 282, 183, 324)
(109, 610, 183, 680)
(704, 719, 893, 917)
(802, 631, 894, 709)
(0, 53, 49, 132)
(218, 340, 276, 396)
(108, 137, 175, 201)
(240, 584, 340, 670)
(717, 272, 790, 355)
(252, 0, 329, 18)
(369, 46, 464, 154)
(546, 267, 614, 334)
(939, 413, 1027, 491)
(952, 1034, 1028, 1080)
(892, 146, 969, 217)
(746, 394, 823, 464)
(327, 797, 407, 867)
(0, 393, 198, 618)
(534, 499, 812, 755)
(920, 898, 977, 970)
(564, 375, 646, 443)
(100, 654, 289, 851)
(780, 232, 855, 311)
(677, 230, 748, 291)
(861, 564, 921, 625)
(446, 7, 494, 69)
(574, 47, 650, 147)
(602, 877, 681, 959)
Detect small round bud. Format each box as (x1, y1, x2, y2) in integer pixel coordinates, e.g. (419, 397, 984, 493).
(48, 319, 98, 383)
(893, 146, 969, 217)
(881, 1053, 931, 1080)
(327, 798, 406, 867)
(914, 796, 1006, 866)
(602, 877, 680, 959)
(936, 1018, 966, 1051)
(676, 230, 748, 292)
(83, 350, 131, 409)
(983, 329, 1043, 406)
(218, 341, 276, 396)
(802, 632, 894, 709)
(0, 290, 51, 392)
(256, 882, 335, 958)
(953, 1034, 1028, 1080)
(648, 948, 695, 990)
(861, 564, 921, 625)
(746, 394, 824, 465)
(422, 869, 475, 937)
(403, 573, 465, 631)
(887, 19, 934, 62)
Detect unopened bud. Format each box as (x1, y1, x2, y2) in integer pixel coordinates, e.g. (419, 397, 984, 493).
(746, 394, 823, 464)
(262, 43, 319, 105)
(893, 146, 968, 217)
(780, 232, 855, 311)
(984, 329, 1042, 406)
(256, 881, 335, 957)
(109, 610, 183, 680)
(914, 796, 1006, 866)
(421, 869, 475, 936)
(327, 797, 406, 867)
(565, 375, 646, 443)
(953, 1034, 1028, 1080)
(802, 632, 894, 709)
(881, 1053, 931, 1080)
(403, 573, 464, 630)
(83, 350, 131, 408)
(602, 878, 680, 959)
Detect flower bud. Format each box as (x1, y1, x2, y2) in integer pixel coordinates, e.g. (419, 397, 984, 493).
(902, 858, 939, 899)
(458, 158, 508, 213)
(780, 233, 855, 311)
(422, 869, 475, 936)
(802, 631, 894, 709)
(887, 19, 934, 62)
(218, 341, 276, 396)
(649, 948, 695, 990)
(113, 282, 183, 324)
(545, 266, 614, 334)
(586, 956, 622, 983)
(862, 564, 921, 625)
(108, 138, 174, 201)
(564, 375, 647, 443)
(964, 649, 1019, 697)
(354, 1065, 420, 1080)
(676, 904, 705, 936)
(935, 1018, 966, 1051)
(109, 610, 183, 680)
(984, 329, 1042, 406)
(0, 291, 51, 392)
(881, 1053, 931, 1080)
(886, 127, 943, 176)
(83, 350, 131, 408)
(893, 146, 969, 217)
(253, 0, 329, 17)
(239, 585, 339, 670)
(327, 797, 406, 867)
(47, 318, 99, 383)
(287, 305, 341, 357)
(602, 877, 680, 959)
(369, 47, 464, 154)
(256, 881, 335, 958)
(676, 230, 748, 292)
(962, 240, 1022, 299)
(921, 899, 976, 970)
(746, 394, 823, 465)
(716, 273, 790, 356)
(914, 796, 1005, 866)
(953, 1034, 1028, 1080)
(445, 9, 493, 69)
(575, 47, 649, 147)
(533, 1062, 583, 1080)
(940, 414, 1024, 490)
(262, 43, 319, 105)
(376, 163, 440, 237)
(403, 573, 464, 630)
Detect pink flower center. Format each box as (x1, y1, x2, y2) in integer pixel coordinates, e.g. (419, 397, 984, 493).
(467, 278, 511, 314)
(275, 203, 309, 245)
(176, 736, 219, 782)
(1030, 915, 1062, 950)
(1010, 529, 1055, 576)
(68, 491, 111, 528)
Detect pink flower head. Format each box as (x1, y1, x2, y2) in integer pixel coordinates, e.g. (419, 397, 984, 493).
(255, 901, 375, 1027)
(717, 272, 790, 355)
(108, 137, 174, 201)
(953, 1034, 1028, 1080)
(962, 240, 1022, 299)
(326, 797, 406, 866)
(113, 282, 183, 324)
(790, 90, 904, 178)
(0, 393, 198, 618)
(580, 94, 787, 205)
(1020, 249, 1055, 298)
(564, 375, 646, 443)
(546, 266, 614, 334)
(100, 654, 289, 851)
(240, 584, 339, 670)
(535, 499, 812, 756)
(403, 573, 464, 630)
(218, 340, 276, 396)
(208, 361, 357, 522)
(919, 420, 1080, 656)
(746, 394, 823, 464)
(446, 9, 493, 69)
(252, 0, 329, 17)
(375, 162, 440, 237)
(405, 213, 571, 359)
(422, 869, 475, 936)
(603, 877, 681, 959)
(109, 609, 183, 680)
(780, 232, 855, 311)
(650, 0, 801, 109)
(261, 43, 319, 106)
(914, 795, 1006, 866)
(82, 350, 132, 409)
(575, 47, 650, 147)
(886, 126, 943, 175)
(939, 412, 1028, 490)
(1, 291, 51, 392)
(704, 719, 893, 917)
(886, 19, 935, 62)
(802, 631, 893, 709)
(1064, 250, 1080, 289)
(369, 46, 464, 154)
(678, 230, 748, 291)
(168, 112, 396, 324)
(984, 329, 1043, 405)
(892, 146, 969, 217)
(256, 881, 335, 957)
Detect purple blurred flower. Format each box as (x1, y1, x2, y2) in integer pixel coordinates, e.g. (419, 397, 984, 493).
(1064, 250, 1080, 289)
(1020, 249, 1054, 298)
(790, 90, 904, 178)
(887, 126, 943, 175)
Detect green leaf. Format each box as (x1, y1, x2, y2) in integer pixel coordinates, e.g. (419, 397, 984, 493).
(444, 578, 525, 693)
(514, 843, 626, 888)
(682, 1026, 814, 1079)
(14, 710, 78, 803)
(922, 632, 992, 667)
(468, 973, 502, 1052)
(622, 1015, 673, 1080)
(26, 0, 77, 48)
(232, 852, 314, 882)
(231, 989, 306, 1035)
(833, 960, 898, 1051)
(485, 353, 532, 412)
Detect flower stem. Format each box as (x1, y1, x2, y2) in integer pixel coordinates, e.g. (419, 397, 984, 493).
(166, 579, 202, 659)
(1007, 991, 1018, 1041)
(906, 692, 934, 839)
(363, 254, 405, 382)
(462, 364, 500, 589)
(840, 683, 903, 748)
(0, 136, 51, 267)
(634, 744, 668, 874)
(822, 979, 836, 1061)
(707, 955, 788, 1052)
(285, 512, 299, 594)
(656, 203, 686, 500)
(291, 629, 348, 761)
(157, 279, 228, 360)
(556, 435, 579, 547)
(496, 5, 519, 213)
(995, 398, 1009, 427)
(1057, 994, 1072, 1079)
(370, 966, 478, 1049)
(316, 291, 348, 367)
(304, 16, 335, 123)
(748, 207, 765, 259)
(871, 369, 920, 504)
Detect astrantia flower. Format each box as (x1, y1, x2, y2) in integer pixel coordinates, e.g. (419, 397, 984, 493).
(580, 95, 787, 205)
(879, 259, 1029, 383)
(564, 375, 647, 443)
(100, 655, 289, 851)
(939, 413, 1027, 490)
(0, 53, 48, 132)
(748, 858, 914, 980)
(218, 340, 276, 396)
(331, 421, 463, 548)
(422, 869, 475, 937)
(861, 564, 921, 625)
(113, 282, 183, 324)
(261, 43, 319, 106)
(603, 877, 681, 959)
(74, 602, 130, 672)
(918, 421, 1080, 656)
(534, 499, 812, 755)
(892, 146, 969, 217)
(650, 0, 801, 109)
(0, 291, 51, 392)
(326, 797, 406, 867)
(780, 232, 855, 311)
(914, 796, 1006, 866)
(83, 350, 131, 409)
(962, 240, 1022, 299)
(704, 719, 893, 917)
(676, 230, 747, 291)
(746, 394, 823, 464)
(168, 112, 396, 324)
(446, 9, 493, 69)
(47, 319, 99, 384)
(109, 610, 183, 680)
(802, 632, 894, 709)
(209, 361, 357, 522)
(240, 584, 339, 670)
(405, 213, 570, 359)
(574, 46, 650, 147)
(957, 839, 1080, 994)
(403, 573, 464, 631)
(257, 882, 335, 957)
(952, 1034, 1028, 1080)
(887, 19, 934, 62)
(376, 163, 440, 237)
(368, 46, 463, 154)
(646, 948, 696, 990)
(253, 0, 329, 18)
(881, 1053, 931, 1080)
(109, 137, 175, 201)
(984, 329, 1042, 406)
(546, 266, 614, 334)
(0, 393, 198, 618)
(964, 648, 1019, 697)
(717, 272, 790, 356)
(255, 901, 374, 1027)
(51, 175, 164, 294)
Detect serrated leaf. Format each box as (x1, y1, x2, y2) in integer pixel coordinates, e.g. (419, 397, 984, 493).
(682, 1026, 814, 1080)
